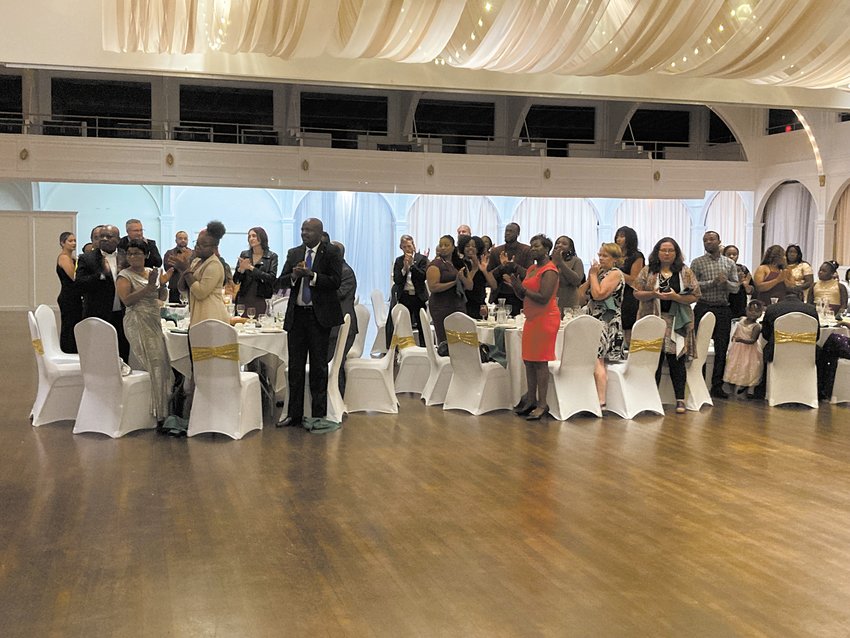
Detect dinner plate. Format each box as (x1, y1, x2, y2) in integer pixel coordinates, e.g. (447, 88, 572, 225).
(259, 327, 284, 333)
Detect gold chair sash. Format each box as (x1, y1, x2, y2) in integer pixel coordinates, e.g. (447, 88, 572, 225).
(391, 335, 416, 350)
(31, 339, 44, 355)
(191, 343, 240, 362)
(446, 329, 479, 347)
(629, 337, 663, 353)
(775, 330, 817, 345)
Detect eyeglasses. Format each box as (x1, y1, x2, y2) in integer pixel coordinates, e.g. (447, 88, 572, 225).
(127, 251, 145, 257)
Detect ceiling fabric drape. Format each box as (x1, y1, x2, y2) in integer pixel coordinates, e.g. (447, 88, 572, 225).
(103, 0, 850, 89)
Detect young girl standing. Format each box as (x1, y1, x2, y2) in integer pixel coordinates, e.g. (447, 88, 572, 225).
(723, 299, 764, 398)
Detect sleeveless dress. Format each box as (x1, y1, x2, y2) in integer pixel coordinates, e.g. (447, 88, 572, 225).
(723, 321, 763, 387)
(621, 251, 643, 330)
(118, 268, 173, 420)
(428, 257, 465, 343)
(812, 279, 842, 313)
(588, 268, 625, 361)
(521, 262, 561, 361)
(56, 263, 83, 353)
(755, 270, 787, 306)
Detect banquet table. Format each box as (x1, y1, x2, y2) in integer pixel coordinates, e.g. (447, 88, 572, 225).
(164, 328, 288, 378)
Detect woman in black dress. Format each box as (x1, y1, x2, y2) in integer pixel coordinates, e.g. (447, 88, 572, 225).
(56, 231, 82, 353)
(614, 226, 644, 344)
(233, 226, 279, 317)
(458, 235, 498, 319)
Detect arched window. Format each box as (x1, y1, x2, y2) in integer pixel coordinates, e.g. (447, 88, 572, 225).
(761, 182, 815, 262)
(294, 191, 395, 304)
(704, 191, 749, 265)
(833, 185, 850, 265)
(612, 199, 692, 259)
(407, 195, 500, 255)
(512, 197, 598, 265)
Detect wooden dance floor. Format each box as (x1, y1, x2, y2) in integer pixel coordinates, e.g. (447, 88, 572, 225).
(2, 312, 850, 637)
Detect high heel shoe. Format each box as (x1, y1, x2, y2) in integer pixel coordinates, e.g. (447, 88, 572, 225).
(514, 395, 535, 416)
(526, 405, 549, 421)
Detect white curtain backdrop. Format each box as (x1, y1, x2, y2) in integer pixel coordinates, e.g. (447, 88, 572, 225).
(406, 195, 501, 256)
(833, 186, 850, 265)
(613, 199, 693, 260)
(293, 191, 395, 303)
(104, 0, 850, 89)
(512, 197, 598, 266)
(704, 190, 750, 265)
(762, 182, 815, 262)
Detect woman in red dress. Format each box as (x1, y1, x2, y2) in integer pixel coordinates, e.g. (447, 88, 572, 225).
(508, 234, 561, 420)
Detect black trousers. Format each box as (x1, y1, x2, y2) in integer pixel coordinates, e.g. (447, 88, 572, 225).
(656, 352, 687, 401)
(287, 306, 331, 419)
(694, 302, 731, 391)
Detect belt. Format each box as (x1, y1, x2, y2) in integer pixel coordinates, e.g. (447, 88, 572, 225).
(294, 305, 314, 312)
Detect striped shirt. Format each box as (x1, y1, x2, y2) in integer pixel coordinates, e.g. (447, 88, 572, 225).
(690, 253, 739, 306)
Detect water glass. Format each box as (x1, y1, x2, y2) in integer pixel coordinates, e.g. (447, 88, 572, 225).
(236, 304, 246, 317)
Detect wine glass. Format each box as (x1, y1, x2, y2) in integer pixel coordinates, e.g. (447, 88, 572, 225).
(236, 303, 245, 318)
(179, 290, 188, 306)
(246, 306, 256, 326)
(480, 304, 488, 321)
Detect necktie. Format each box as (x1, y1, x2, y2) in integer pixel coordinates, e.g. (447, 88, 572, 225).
(303, 248, 313, 304)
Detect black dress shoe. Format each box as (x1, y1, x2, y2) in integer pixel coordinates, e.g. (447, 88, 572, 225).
(710, 387, 729, 399)
(276, 416, 301, 428)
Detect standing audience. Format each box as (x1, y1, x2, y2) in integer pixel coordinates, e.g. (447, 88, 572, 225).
(328, 241, 358, 395)
(427, 235, 467, 344)
(723, 245, 752, 318)
(173, 221, 231, 326)
(614, 226, 644, 344)
(580, 243, 626, 408)
(116, 239, 174, 427)
(75, 224, 130, 362)
(509, 234, 560, 421)
(162, 231, 192, 303)
(458, 235, 497, 319)
(634, 238, 700, 414)
(551, 235, 585, 311)
(56, 231, 82, 353)
(785, 244, 814, 297)
(391, 235, 430, 347)
(118, 218, 162, 268)
(486, 222, 532, 316)
(690, 231, 739, 399)
(234, 226, 279, 317)
(753, 245, 789, 306)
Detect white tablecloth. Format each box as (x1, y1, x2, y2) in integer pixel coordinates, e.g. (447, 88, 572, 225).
(164, 328, 288, 377)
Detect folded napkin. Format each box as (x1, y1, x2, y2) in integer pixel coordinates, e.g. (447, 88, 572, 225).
(302, 416, 341, 434)
(489, 326, 509, 368)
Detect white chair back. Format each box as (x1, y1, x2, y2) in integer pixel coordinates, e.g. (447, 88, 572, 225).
(685, 311, 715, 410)
(556, 315, 604, 375)
(35, 304, 77, 361)
(74, 317, 154, 436)
(390, 303, 415, 346)
(75, 317, 125, 399)
(548, 315, 605, 420)
(443, 312, 483, 376)
(625, 314, 667, 372)
(370, 289, 388, 327)
(188, 319, 263, 438)
(348, 304, 371, 359)
(326, 314, 351, 422)
(420, 308, 439, 365)
(768, 311, 818, 408)
(28, 311, 48, 390)
(604, 314, 666, 419)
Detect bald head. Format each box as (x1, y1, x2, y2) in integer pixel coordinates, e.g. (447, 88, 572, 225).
(301, 218, 324, 247)
(332, 240, 345, 258)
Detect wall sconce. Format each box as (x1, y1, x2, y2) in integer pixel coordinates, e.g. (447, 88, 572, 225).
(165, 153, 174, 166)
(653, 170, 661, 182)
(427, 164, 435, 176)
(19, 148, 29, 161)
(302, 160, 309, 171)
(819, 174, 826, 187)
(543, 168, 551, 179)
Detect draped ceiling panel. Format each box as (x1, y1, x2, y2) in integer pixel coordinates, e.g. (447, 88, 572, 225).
(103, 0, 850, 90)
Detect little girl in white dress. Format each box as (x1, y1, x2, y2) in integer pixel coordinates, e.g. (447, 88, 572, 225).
(724, 299, 764, 398)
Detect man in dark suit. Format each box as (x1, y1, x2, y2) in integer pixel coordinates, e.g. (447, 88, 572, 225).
(162, 230, 192, 303)
(118, 218, 162, 268)
(753, 291, 820, 399)
(328, 241, 358, 395)
(75, 224, 130, 362)
(389, 234, 429, 347)
(486, 222, 532, 316)
(276, 218, 343, 428)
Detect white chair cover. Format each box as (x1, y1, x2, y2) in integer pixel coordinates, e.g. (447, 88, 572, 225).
(73, 318, 155, 437)
(303, 314, 351, 423)
(831, 359, 850, 405)
(391, 303, 430, 395)
(188, 319, 263, 439)
(605, 314, 666, 419)
(419, 308, 452, 406)
(547, 315, 604, 420)
(659, 311, 715, 411)
(34, 304, 80, 364)
(767, 312, 819, 409)
(347, 304, 371, 360)
(28, 311, 83, 426)
(443, 312, 511, 415)
(344, 318, 398, 413)
(369, 289, 388, 356)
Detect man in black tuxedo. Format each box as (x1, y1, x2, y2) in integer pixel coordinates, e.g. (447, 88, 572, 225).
(389, 234, 429, 347)
(75, 224, 130, 362)
(276, 218, 343, 428)
(118, 218, 162, 268)
(753, 291, 820, 399)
